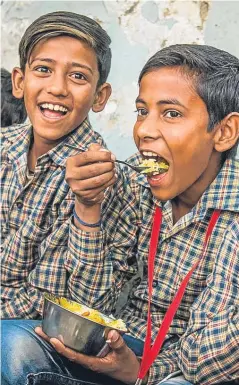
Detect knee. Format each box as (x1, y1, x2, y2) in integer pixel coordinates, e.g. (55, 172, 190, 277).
(1, 320, 42, 385)
(2, 320, 41, 357)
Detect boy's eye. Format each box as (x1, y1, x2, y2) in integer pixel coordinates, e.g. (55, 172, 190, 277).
(135, 108, 148, 117)
(35, 66, 50, 73)
(164, 110, 181, 118)
(71, 73, 86, 81)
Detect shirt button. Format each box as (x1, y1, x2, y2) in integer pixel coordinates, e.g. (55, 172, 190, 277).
(16, 201, 23, 209)
(152, 281, 157, 288)
(165, 238, 171, 244)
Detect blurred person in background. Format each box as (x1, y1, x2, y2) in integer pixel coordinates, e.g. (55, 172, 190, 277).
(1, 67, 27, 127)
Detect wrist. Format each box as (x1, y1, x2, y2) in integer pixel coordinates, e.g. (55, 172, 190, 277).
(74, 199, 101, 231)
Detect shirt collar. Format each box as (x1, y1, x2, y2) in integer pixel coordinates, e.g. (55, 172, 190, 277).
(5, 118, 100, 167)
(5, 123, 32, 162)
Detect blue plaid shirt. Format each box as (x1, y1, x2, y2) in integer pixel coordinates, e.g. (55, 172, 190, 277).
(1, 119, 126, 318)
(66, 154, 239, 385)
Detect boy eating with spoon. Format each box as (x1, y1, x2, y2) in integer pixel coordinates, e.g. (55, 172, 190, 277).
(2, 44, 239, 385)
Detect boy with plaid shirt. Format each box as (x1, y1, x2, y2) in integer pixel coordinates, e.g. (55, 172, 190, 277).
(2, 45, 239, 385)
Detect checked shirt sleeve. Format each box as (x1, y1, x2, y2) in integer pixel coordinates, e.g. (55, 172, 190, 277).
(144, 221, 239, 385)
(65, 174, 140, 315)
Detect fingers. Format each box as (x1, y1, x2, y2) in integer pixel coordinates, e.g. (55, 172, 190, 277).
(106, 330, 127, 355)
(37, 326, 139, 383)
(35, 326, 51, 342)
(50, 338, 106, 371)
(67, 161, 115, 183)
(70, 171, 116, 195)
(49, 338, 83, 362)
(67, 148, 115, 168)
(65, 145, 117, 206)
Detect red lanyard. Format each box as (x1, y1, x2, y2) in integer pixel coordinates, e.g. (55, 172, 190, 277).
(135, 206, 221, 384)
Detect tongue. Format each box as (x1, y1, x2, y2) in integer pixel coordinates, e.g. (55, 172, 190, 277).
(42, 108, 64, 119)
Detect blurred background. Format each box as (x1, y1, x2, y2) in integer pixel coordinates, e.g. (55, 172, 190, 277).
(1, 0, 239, 158)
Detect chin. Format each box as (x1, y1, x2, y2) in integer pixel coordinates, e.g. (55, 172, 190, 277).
(150, 187, 176, 202)
(34, 127, 68, 141)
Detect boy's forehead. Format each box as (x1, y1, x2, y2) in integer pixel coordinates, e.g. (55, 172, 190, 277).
(28, 35, 98, 69)
(138, 67, 199, 103)
(28, 35, 96, 62)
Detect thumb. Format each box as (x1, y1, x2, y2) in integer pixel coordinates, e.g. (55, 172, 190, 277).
(106, 330, 126, 354)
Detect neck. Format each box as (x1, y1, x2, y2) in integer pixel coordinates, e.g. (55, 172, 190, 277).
(27, 133, 61, 171)
(171, 153, 223, 224)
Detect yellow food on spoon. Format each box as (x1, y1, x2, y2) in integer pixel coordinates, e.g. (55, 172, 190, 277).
(140, 158, 169, 174)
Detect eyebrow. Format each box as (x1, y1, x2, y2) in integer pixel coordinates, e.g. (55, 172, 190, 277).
(29, 57, 94, 75)
(135, 97, 186, 108)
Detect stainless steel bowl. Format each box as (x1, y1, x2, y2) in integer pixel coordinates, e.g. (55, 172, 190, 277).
(42, 294, 127, 357)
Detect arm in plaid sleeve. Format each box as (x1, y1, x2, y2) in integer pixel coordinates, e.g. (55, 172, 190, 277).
(1, 216, 71, 318)
(177, 220, 239, 384)
(64, 176, 140, 314)
(146, 220, 239, 385)
(1, 170, 138, 318)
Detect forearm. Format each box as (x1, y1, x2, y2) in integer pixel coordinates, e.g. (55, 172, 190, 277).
(146, 347, 180, 385)
(178, 308, 239, 384)
(65, 219, 133, 313)
(177, 222, 239, 384)
(138, 306, 239, 384)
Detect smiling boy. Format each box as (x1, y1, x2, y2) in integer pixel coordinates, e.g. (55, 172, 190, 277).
(1, 11, 121, 318)
(2, 45, 239, 385)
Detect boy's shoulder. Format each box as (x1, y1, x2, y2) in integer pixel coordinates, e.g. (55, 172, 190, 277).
(63, 119, 106, 152)
(1, 122, 31, 148)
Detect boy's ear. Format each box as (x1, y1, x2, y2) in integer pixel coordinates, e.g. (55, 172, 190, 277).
(214, 112, 239, 153)
(12, 67, 25, 99)
(92, 83, 112, 113)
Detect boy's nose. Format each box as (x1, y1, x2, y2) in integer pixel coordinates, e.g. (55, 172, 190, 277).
(136, 119, 161, 140)
(46, 74, 69, 97)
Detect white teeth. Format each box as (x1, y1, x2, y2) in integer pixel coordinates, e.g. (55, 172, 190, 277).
(142, 151, 158, 157)
(40, 103, 68, 112)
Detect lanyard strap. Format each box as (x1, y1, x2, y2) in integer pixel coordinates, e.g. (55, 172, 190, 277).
(137, 207, 221, 382)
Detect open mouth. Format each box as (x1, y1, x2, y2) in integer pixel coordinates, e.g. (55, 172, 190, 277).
(39, 103, 68, 119)
(139, 151, 169, 176)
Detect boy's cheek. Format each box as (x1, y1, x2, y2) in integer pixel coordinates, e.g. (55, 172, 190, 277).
(133, 127, 139, 147)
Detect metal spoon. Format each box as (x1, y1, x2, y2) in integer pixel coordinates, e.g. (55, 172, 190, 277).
(115, 159, 167, 174)
(115, 160, 150, 173)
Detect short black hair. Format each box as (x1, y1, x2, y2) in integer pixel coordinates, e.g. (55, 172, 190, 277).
(139, 44, 239, 157)
(1, 68, 27, 127)
(18, 11, 112, 86)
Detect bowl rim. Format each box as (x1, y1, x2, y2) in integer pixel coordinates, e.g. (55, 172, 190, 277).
(43, 294, 128, 333)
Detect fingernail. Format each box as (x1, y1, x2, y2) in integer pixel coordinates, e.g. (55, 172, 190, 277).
(50, 340, 56, 348)
(111, 154, 116, 161)
(108, 329, 119, 342)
